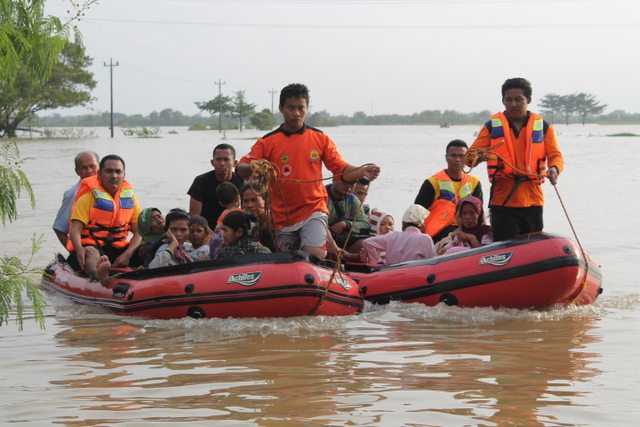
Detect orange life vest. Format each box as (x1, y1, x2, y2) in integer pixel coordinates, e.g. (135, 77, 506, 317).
(423, 170, 479, 238)
(66, 175, 136, 251)
(487, 112, 547, 184)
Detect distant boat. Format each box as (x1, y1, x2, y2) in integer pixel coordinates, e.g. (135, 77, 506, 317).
(168, 130, 179, 135)
(439, 122, 451, 128)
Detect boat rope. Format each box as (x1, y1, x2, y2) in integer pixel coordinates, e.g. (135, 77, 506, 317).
(308, 225, 354, 315)
(465, 145, 591, 305)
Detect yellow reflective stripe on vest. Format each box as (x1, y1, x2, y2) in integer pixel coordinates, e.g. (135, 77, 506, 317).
(439, 180, 456, 195)
(459, 182, 474, 199)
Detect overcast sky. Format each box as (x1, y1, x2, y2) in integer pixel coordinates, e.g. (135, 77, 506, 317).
(45, 0, 640, 116)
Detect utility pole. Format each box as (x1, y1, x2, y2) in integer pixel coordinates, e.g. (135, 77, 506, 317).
(269, 89, 278, 114)
(103, 58, 119, 138)
(214, 79, 226, 133)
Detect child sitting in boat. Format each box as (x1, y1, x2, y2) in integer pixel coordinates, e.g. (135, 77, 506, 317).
(215, 210, 271, 260)
(148, 209, 205, 268)
(241, 182, 275, 251)
(188, 215, 212, 261)
(216, 181, 242, 225)
(435, 196, 493, 255)
(209, 182, 243, 258)
(361, 204, 436, 266)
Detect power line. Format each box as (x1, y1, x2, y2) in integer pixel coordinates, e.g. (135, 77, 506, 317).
(85, 17, 639, 31)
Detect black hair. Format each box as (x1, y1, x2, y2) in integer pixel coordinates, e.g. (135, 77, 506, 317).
(189, 214, 211, 232)
(279, 83, 309, 107)
(213, 143, 236, 159)
(74, 151, 99, 169)
(216, 181, 240, 206)
(501, 77, 532, 102)
(240, 182, 265, 198)
(222, 210, 251, 238)
(99, 154, 125, 170)
(445, 139, 468, 154)
(164, 208, 190, 231)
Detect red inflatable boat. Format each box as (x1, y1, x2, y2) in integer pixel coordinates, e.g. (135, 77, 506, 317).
(349, 233, 602, 309)
(42, 253, 363, 319)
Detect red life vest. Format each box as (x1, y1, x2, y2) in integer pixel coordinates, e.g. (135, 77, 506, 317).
(66, 175, 136, 251)
(423, 170, 479, 238)
(487, 112, 547, 184)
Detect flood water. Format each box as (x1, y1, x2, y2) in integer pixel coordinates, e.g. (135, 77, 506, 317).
(1, 125, 639, 426)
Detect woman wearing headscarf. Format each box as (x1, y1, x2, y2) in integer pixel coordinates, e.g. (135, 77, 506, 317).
(435, 196, 493, 255)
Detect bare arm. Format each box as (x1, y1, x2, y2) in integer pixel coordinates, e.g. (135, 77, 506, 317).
(342, 163, 380, 183)
(236, 163, 252, 179)
(189, 197, 203, 216)
(113, 221, 142, 267)
(54, 230, 68, 247)
(69, 220, 86, 269)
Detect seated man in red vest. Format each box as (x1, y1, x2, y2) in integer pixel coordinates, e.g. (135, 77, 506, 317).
(67, 154, 142, 282)
(414, 139, 482, 243)
(464, 77, 564, 241)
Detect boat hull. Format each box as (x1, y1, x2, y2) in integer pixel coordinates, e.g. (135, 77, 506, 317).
(42, 253, 363, 319)
(349, 234, 602, 309)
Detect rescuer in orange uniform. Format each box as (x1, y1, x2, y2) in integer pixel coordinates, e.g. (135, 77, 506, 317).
(465, 78, 564, 241)
(237, 83, 380, 259)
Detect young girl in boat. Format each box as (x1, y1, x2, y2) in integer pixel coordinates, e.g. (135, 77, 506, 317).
(188, 215, 212, 261)
(215, 210, 271, 260)
(435, 196, 493, 255)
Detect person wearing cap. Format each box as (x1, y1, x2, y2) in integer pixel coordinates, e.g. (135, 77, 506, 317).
(435, 196, 493, 255)
(465, 77, 563, 241)
(361, 204, 436, 266)
(415, 139, 482, 243)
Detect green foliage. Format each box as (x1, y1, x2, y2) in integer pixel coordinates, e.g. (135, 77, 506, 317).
(188, 123, 209, 131)
(250, 109, 277, 131)
(307, 110, 338, 127)
(0, 141, 35, 225)
(0, 235, 46, 330)
(232, 90, 256, 131)
(0, 0, 96, 137)
(0, 141, 44, 331)
(538, 93, 607, 125)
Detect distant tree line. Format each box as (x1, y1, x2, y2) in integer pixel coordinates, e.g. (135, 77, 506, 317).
(32, 93, 640, 129)
(538, 93, 607, 125)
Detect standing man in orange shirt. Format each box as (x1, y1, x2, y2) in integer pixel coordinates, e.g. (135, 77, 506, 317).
(465, 78, 564, 241)
(237, 83, 380, 259)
